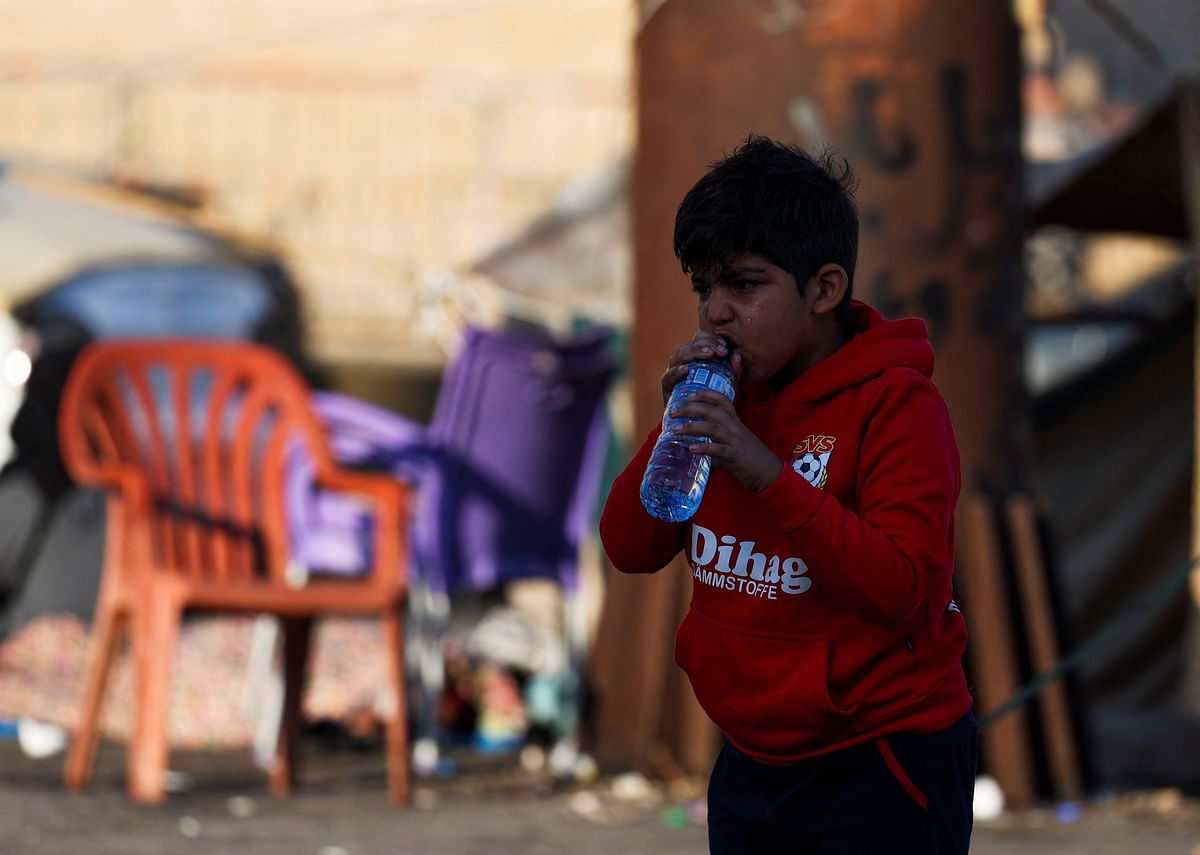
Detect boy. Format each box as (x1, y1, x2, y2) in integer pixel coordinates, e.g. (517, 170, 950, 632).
(599, 136, 977, 853)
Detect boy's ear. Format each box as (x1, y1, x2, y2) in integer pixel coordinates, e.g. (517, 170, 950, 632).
(809, 263, 849, 316)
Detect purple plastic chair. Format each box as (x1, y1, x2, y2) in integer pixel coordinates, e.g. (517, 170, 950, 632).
(287, 324, 617, 767)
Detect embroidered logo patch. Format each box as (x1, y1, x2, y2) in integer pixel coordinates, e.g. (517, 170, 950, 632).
(789, 435, 836, 489)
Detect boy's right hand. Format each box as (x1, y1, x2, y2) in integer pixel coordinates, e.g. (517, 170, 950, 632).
(661, 331, 737, 406)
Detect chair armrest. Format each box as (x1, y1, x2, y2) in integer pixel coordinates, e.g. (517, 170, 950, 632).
(316, 468, 407, 511)
(313, 466, 410, 587)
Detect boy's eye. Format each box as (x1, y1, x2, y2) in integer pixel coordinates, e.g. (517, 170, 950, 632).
(690, 283, 711, 297)
(732, 279, 759, 292)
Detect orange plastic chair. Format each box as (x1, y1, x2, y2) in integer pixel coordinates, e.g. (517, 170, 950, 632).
(57, 339, 411, 805)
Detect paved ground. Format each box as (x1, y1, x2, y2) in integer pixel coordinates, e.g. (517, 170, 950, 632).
(2, 739, 1198, 855)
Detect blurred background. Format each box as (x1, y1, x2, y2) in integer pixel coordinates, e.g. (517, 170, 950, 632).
(0, 0, 1197, 850)
(0, 0, 634, 391)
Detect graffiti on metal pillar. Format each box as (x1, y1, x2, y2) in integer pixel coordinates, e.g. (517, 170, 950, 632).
(849, 79, 917, 174)
(923, 65, 1014, 256)
(943, 66, 1010, 169)
(844, 64, 1017, 345)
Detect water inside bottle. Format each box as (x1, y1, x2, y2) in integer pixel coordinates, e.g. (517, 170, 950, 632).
(639, 436, 712, 522)
(638, 350, 735, 522)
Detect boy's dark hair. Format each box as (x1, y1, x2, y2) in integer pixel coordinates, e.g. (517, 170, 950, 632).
(673, 135, 859, 322)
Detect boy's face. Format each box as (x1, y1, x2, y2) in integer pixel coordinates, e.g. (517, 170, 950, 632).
(691, 252, 836, 389)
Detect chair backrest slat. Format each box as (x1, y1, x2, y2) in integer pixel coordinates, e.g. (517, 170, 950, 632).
(81, 394, 121, 467)
(171, 361, 203, 575)
(200, 371, 242, 580)
(259, 418, 296, 581)
(228, 384, 274, 582)
(91, 375, 141, 468)
(124, 363, 171, 496)
(120, 364, 180, 572)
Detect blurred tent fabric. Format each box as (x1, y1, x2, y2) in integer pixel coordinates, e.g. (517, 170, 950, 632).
(1028, 277, 1195, 791)
(1026, 84, 1196, 240)
(468, 158, 629, 332)
(0, 167, 310, 372)
(0, 166, 229, 307)
(1026, 84, 1200, 792)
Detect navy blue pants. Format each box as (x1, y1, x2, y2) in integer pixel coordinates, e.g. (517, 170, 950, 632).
(707, 712, 978, 854)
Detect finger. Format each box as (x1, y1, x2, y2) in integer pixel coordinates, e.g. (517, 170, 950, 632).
(662, 365, 690, 387)
(688, 440, 735, 462)
(670, 399, 733, 424)
(687, 390, 736, 410)
(674, 418, 739, 447)
(698, 334, 731, 362)
(673, 398, 736, 425)
(673, 421, 722, 440)
(668, 332, 726, 367)
(692, 330, 725, 350)
(668, 343, 716, 368)
(670, 336, 711, 364)
(661, 367, 691, 405)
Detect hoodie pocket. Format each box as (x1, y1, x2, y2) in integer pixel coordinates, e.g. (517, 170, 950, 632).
(675, 610, 858, 745)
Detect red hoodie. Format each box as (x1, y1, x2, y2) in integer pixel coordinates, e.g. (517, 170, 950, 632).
(599, 301, 971, 763)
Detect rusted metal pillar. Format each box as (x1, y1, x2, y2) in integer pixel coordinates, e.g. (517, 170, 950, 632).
(593, 0, 1057, 802)
(632, 0, 1030, 542)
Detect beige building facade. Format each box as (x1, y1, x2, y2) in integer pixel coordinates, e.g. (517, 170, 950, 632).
(0, 0, 635, 367)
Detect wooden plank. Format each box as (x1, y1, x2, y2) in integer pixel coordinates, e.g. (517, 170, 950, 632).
(960, 492, 1037, 808)
(1007, 496, 1084, 802)
(1181, 83, 1200, 709)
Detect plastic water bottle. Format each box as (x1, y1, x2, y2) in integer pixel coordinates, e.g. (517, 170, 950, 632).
(639, 353, 736, 522)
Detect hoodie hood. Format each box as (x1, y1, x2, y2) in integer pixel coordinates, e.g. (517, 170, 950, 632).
(752, 300, 934, 404)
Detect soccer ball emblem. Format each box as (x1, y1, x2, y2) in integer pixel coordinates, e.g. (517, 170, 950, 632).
(792, 452, 829, 489)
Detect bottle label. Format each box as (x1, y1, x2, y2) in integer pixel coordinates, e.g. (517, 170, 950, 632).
(688, 365, 734, 400)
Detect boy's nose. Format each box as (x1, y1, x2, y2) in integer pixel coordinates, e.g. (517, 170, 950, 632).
(703, 289, 735, 325)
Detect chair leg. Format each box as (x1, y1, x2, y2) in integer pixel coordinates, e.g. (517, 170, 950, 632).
(270, 616, 312, 796)
(382, 603, 410, 806)
(64, 603, 126, 791)
(128, 586, 181, 804)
